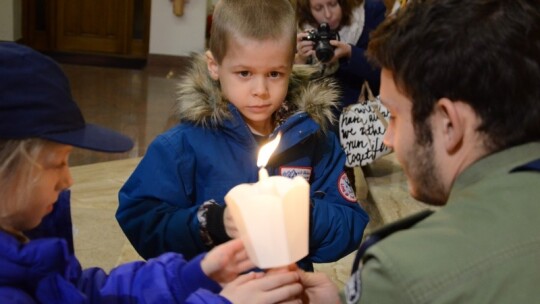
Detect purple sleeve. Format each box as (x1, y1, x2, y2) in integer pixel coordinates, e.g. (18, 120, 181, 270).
(78, 252, 222, 303)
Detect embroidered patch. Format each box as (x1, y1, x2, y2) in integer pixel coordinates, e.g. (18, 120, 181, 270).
(279, 166, 312, 181)
(345, 268, 362, 304)
(338, 172, 357, 202)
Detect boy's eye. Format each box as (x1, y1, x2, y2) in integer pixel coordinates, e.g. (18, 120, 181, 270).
(269, 71, 281, 78)
(238, 71, 250, 77)
(44, 160, 67, 170)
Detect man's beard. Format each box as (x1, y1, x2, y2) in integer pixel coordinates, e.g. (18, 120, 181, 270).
(405, 139, 448, 206)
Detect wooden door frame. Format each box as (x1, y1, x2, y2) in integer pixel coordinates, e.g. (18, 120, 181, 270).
(22, 0, 151, 67)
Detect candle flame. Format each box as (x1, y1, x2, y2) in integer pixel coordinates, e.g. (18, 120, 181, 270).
(257, 133, 281, 168)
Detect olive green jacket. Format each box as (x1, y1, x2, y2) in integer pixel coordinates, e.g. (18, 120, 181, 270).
(343, 142, 540, 303)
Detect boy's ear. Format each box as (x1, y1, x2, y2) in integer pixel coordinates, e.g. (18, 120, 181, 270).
(206, 50, 219, 80)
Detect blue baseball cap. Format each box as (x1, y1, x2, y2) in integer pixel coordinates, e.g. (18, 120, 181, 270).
(0, 42, 133, 153)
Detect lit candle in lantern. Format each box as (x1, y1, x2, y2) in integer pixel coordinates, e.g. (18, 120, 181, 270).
(225, 132, 310, 269)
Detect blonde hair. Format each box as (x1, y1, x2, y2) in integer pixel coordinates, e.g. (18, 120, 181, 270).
(0, 139, 46, 230)
(209, 0, 297, 64)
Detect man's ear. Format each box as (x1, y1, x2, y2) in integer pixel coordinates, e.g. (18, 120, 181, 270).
(206, 50, 219, 80)
(435, 98, 465, 154)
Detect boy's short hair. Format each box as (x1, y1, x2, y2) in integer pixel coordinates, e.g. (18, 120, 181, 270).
(209, 0, 297, 64)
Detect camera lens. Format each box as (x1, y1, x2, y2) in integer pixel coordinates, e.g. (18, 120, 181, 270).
(315, 41, 334, 63)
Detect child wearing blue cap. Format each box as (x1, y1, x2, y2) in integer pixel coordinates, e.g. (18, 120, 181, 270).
(0, 42, 302, 303)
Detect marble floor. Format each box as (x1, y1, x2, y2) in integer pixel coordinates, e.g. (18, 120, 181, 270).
(62, 59, 432, 291)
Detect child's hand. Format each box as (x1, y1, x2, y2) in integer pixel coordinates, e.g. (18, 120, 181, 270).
(201, 239, 254, 284)
(220, 271, 303, 304)
(223, 207, 239, 238)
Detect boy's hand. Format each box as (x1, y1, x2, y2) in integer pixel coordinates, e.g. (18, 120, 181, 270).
(201, 239, 254, 284)
(221, 271, 303, 304)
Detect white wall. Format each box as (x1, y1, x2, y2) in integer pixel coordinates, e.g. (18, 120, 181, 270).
(0, 0, 22, 41)
(150, 0, 208, 56)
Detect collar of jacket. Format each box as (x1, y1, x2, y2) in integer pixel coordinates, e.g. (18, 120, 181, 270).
(220, 102, 323, 154)
(174, 53, 340, 133)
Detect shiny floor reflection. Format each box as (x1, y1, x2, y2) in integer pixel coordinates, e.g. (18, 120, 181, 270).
(63, 63, 186, 166)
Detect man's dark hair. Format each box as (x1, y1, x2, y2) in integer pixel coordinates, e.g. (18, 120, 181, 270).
(367, 0, 540, 151)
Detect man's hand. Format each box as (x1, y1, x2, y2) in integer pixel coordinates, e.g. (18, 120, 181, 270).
(298, 270, 340, 304)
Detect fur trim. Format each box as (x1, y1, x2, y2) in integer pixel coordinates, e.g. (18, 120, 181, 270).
(175, 53, 340, 132)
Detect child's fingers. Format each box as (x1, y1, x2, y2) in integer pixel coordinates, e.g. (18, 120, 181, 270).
(236, 259, 256, 273)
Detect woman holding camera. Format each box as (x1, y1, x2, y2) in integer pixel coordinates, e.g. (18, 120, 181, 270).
(295, 0, 386, 120)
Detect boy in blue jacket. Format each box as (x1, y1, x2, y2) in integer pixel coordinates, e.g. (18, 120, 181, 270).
(116, 0, 369, 271)
(0, 42, 302, 304)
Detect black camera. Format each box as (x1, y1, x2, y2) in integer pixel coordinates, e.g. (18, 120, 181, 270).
(301, 22, 339, 63)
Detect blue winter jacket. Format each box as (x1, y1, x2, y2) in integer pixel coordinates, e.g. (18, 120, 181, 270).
(116, 55, 369, 270)
(0, 191, 231, 304)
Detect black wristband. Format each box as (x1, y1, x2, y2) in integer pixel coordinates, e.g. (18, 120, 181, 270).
(206, 204, 232, 245)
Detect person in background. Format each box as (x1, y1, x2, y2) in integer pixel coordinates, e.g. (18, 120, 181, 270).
(116, 0, 368, 272)
(295, 0, 386, 120)
(0, 42, 303, 304)
(295, 0, 540, 303)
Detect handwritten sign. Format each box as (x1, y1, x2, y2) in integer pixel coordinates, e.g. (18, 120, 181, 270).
(339, 97, 392, 167)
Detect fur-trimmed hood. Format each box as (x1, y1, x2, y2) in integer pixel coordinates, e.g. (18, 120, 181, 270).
(175, 53, 340, 132)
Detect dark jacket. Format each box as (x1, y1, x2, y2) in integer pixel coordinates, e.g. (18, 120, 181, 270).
(335, 0, 386, 111)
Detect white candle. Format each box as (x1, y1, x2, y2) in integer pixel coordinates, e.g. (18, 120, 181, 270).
(224, 132, 310, 268)
(225, 174, 309, 268)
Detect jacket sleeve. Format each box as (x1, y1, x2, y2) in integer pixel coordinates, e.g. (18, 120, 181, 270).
(308, 132, 369, 263)
(116, 132, 205, 260)
(78, 253, 226, 303)
(0, 287, 37, 304)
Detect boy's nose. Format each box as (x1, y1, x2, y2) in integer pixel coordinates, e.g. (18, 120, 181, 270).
(59, 167, 74, 191)
(252, 77, 269, 97)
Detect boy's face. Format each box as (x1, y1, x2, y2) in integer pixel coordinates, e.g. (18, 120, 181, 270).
(207, 34, 293, 135)
(11, 142, 73, 232)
